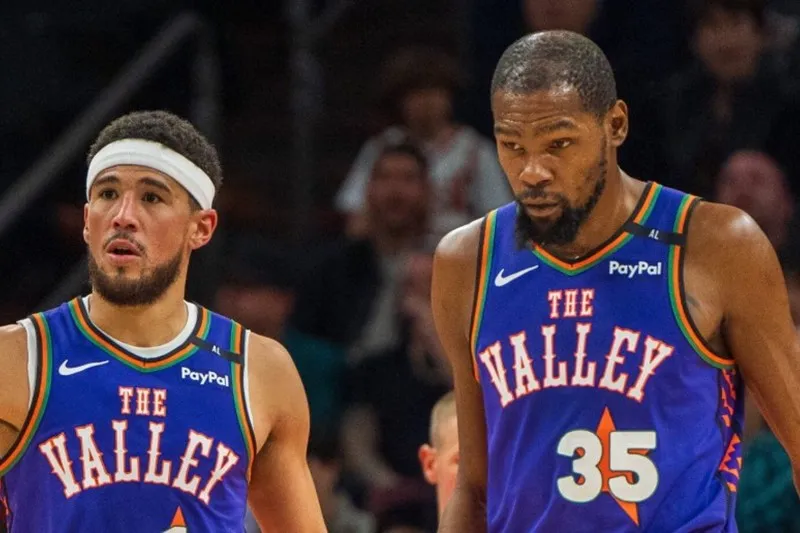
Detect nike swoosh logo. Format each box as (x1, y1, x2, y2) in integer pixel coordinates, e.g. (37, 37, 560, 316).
(58, 359, 109, 376)
(494, 265, 539, 287)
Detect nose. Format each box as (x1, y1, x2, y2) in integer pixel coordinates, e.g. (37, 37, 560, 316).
(519, 155, 555, 188)
(111, 191, 140, 231)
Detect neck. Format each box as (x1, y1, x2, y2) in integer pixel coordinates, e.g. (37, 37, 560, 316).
(88, 286, 189, 347)
(542, 170, 644, 259)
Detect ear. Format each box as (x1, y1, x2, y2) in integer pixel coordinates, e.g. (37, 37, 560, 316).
(83, 203, 90, 245)
(189, 209, 218, 251)
(607, 100, 629, 148)
(418, 444, 438, 485)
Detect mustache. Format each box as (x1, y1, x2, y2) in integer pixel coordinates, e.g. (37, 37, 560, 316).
(102, 231, 146, 255)
(515, 186, 565, 204)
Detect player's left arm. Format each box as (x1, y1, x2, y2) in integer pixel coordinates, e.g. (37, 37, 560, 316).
(697, 202, 800, 491)
(245, 334, 326, 532)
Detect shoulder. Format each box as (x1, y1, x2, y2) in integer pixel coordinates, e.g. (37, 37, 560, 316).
(0, 323, 28, 350)
(432, 217, 490, 334)
(246, 333, 301, 388)
(0, 323, 32, 429)
(434, 216, 486, 265)
(687, 200, 771, 258)
(244, 333, 309, 448)
(0, 323, 30, 372)
(685, 200, 780, 296)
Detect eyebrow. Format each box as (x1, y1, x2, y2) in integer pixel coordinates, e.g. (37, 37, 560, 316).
(494, 118, 580, 138)
(93, 174, 172, 194)
(139, 177, 173, 194)
(494, 124, 521, 137)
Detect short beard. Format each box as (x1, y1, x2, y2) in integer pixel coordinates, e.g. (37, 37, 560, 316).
(88, 251, 183, 307)
(514, 146, 608, 250)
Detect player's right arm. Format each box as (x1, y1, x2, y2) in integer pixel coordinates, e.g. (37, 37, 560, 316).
(0, 324, 32, 454)
(431, 220, 488, 533)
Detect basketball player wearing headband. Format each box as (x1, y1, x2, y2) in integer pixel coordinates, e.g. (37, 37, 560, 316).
(0, 111, 326, 532)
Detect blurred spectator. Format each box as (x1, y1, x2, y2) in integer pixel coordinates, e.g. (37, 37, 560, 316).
(292, 140, 433, 365)
(307, 432, 377, 533)
(341, 249, 450, 529)
(214, 234, 346, 436)
(418, 391, 458, 521)
(335, 45, 511, 239)
(520, 0, 599, 35)
(662, 0, 799, 197)
(246, 430, 376, 533)
(714, 150, 795, 254)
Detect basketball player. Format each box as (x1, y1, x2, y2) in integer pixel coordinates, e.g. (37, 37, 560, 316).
(418, 391, 459, 520)
(431, 31, 800, 532)
(0, 111, 326, 532)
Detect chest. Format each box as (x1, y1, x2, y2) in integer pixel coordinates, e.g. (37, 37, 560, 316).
(34, 358, 246, 504)
(476, 258, 689, 409)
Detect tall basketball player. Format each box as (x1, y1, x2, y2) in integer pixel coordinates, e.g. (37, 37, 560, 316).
(432, 31, 800, 532)
(0, 111, 326, 532)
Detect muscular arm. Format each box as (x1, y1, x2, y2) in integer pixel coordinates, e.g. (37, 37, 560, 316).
(431, 221, 488, 533)
(690, 203, 800, 492)
(246, 335, 326, 532)
(0, 324, 32, 453)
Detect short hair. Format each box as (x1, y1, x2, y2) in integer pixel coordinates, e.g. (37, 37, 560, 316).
(87, 110, 223, 207)
(687, 0, 766, 33)
(490, 31, 617, 118)
(372, 139, 429, 180)
(429, 391, 456, 446)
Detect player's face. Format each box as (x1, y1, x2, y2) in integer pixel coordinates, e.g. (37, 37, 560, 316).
(492, 88, 616, 247)
(84, 165, 217, 306)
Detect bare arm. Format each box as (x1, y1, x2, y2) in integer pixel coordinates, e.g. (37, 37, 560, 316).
(0, 324, 32, 451)
(431, 221, 488, 533)
(691, 203, 800, 492)
(246, 334, 326, 532)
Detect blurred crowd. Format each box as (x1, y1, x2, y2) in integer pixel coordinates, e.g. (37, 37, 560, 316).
(4, 0, 800, 531)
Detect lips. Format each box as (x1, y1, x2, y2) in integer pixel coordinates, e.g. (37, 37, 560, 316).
(105, 239, 141, 257)
(524, 201, 559, 209)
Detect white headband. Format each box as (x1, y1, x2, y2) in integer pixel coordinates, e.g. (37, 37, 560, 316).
(86, 139, 216, 209)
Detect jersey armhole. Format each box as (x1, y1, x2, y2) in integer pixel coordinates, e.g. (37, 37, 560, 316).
(230, 323, 257, 479)
(469, 210, 498, 382)
(242, 330, 256, 440)
(669, 197, 736, 370)
(18, 319, 37, 410)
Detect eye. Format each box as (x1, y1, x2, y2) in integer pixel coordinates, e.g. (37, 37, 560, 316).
(142, 192, 162, 204)
(501, 141, 523, 152)
(549, 138, 573, 150)
(98, 189, 117, 200)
